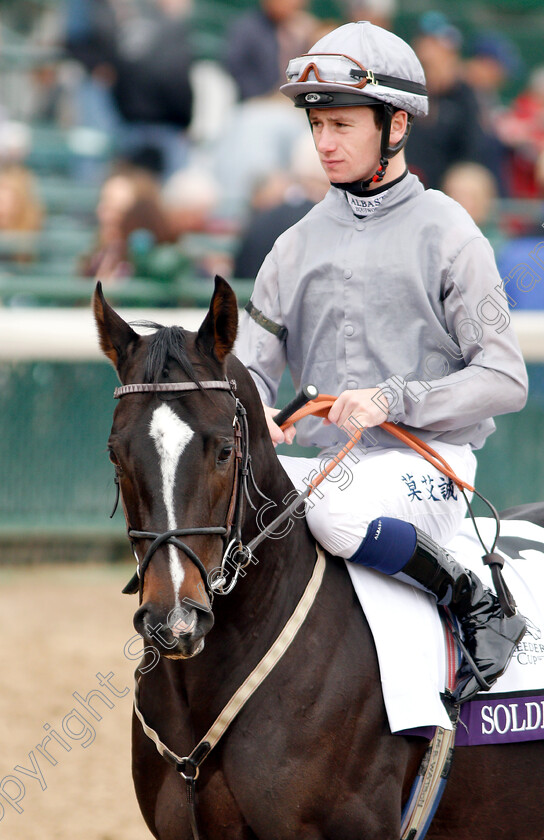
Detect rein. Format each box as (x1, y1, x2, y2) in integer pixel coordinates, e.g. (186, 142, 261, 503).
(280, 393, 475, 493)
(281, 394, 515, 616)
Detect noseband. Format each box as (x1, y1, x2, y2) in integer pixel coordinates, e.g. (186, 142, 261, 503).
(112, 379, 253, 602)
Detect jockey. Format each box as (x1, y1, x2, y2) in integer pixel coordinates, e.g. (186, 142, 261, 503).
(235, 21, 527, 703)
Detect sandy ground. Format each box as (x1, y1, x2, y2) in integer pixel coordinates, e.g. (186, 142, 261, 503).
(0, 563, 153, 840)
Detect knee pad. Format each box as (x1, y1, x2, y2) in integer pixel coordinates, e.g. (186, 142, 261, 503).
(349, 517, 417, 575)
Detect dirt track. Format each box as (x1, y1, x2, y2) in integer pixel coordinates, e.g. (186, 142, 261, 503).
(0, 562, 152, 839)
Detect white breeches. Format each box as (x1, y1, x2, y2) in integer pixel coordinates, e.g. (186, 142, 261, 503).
(279, 441, 477, 559)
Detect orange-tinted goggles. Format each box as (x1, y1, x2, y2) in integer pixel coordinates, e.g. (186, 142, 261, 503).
(286, 53, 379, 89)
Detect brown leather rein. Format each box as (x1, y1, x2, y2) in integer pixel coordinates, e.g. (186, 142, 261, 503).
(281, 394, 476, 491)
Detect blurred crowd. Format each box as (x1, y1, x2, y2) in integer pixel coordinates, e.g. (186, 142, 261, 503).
(1, 0, 544, 303)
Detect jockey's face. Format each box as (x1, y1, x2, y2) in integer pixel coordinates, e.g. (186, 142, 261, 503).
(308, 106, 407, 185)
(309, 106, 381, 184)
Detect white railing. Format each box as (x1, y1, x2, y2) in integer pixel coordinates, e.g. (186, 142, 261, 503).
(0, 308, 543, 362)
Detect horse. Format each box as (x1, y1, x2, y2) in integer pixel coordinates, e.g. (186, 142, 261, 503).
(93, 277, 544, 840)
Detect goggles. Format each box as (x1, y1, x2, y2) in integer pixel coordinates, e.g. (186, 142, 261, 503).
(285, 53, 379, 89)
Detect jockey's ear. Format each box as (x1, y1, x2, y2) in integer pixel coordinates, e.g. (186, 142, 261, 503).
(93, 281, 140, 373)
(197, 276, 239, 364)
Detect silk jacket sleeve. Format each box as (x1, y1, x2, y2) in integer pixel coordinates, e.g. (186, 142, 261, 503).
(235, 248, 287, 406)
(376, 236, 528, 430)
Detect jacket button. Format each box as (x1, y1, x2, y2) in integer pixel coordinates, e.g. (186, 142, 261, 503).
(345, 325, 354, 336)
(344, 268, 353, 279)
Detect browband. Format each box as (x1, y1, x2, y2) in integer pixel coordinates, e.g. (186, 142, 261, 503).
(114, 380, 236, 398)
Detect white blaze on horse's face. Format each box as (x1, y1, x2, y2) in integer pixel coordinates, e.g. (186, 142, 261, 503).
(149, 404, 194, 604)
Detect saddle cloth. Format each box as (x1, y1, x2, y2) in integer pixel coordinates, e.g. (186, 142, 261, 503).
(346, 518, 544, 737)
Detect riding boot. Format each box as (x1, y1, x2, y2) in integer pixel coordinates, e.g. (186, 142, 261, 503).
(401, 528, 526, 703)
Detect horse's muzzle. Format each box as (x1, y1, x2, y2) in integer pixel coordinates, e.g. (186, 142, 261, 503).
(133, 603, 214, 658)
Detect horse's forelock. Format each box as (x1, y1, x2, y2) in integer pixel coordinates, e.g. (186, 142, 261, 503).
(139, 323, 200, 385)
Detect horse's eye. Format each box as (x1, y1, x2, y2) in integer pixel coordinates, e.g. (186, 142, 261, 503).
(108, 447, 121, 469)
(217, 445, 233, 463)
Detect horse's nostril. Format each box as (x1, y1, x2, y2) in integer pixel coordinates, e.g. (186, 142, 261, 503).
(133, 604, 149, 635)
(170, 608, 198, 638)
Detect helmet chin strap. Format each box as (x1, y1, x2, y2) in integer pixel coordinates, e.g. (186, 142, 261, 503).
(358, 155, 389, 190)
(332, 104, 413, 194)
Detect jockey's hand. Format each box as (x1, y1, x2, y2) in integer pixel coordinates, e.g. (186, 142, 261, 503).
(324, 388, 389, 435)
(262, 404, 296, 447)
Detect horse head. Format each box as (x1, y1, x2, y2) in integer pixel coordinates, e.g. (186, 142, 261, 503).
(94, 277, 275, 660)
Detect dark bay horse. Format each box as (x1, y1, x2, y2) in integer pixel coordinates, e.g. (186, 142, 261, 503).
(94, 278, 544, 840)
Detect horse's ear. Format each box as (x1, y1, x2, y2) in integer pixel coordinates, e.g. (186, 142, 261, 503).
(196, 276, 238, 363)
(93, 281, 140, 372)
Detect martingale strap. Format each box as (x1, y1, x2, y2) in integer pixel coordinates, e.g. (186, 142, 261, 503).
(133, 545, 327, 840)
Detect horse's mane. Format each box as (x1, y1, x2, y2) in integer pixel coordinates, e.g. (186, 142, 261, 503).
(132, 321, 201, 386)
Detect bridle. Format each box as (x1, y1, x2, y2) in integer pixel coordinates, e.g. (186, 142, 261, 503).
(112, 378, 258, 602)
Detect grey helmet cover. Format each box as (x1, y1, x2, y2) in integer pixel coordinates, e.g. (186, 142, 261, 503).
(281, 21, 428, 118)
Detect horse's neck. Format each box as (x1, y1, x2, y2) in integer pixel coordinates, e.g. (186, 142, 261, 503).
(217, 463, 316, 636)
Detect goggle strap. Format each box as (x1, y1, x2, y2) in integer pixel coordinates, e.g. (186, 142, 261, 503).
(348, 70, 427, 97)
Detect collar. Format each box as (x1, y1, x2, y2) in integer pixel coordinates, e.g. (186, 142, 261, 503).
(345, 190, 390, 218)
(323, 171, 424, 223)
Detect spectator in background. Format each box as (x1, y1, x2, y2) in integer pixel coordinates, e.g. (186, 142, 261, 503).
(497, 66, 544, 199)
(224, 0, 317, 102)
(162, 166, 230, 277)
(162, 167, 221, 237)
(79, 165, 173, 281)
(0, 166, 44, 234)
(210, 94, 309, 219)
(406, 12, 486, 189)
(463, 31, 523, 195)
(442, 162, 501, 248)
(111, 0, 194, 176)
(233, 133, 329, 279)
(0, 165, 44, 262)
(535, 150, 544, 197)
(340, 0, 396, 29)
(64, 0, 121, 134)
(65, 0, 194, 177)
(216, 5, 333, 217)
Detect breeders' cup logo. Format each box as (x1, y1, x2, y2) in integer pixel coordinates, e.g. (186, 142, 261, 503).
(526, 618, 542, 640)
(515, 618, 544, 666)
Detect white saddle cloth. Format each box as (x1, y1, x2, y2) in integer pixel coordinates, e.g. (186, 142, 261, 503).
(346, 518, 544, 733)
